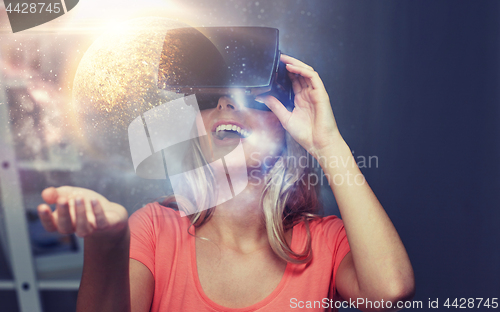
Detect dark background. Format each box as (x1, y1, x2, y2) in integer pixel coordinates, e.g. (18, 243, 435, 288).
(328, 0, 500, 303)
(0, 0, 499, 311)
(255, 0, 500, 303)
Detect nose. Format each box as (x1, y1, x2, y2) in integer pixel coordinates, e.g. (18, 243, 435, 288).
(217, 96, 242, 111)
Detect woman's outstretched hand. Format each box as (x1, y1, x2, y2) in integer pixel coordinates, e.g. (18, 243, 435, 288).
(257, 54, 341, 157)
(37, 186, 128, 240)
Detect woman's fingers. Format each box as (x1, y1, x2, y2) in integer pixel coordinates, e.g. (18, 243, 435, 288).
(255, 95, 292, 129)
(285, 63, 325, 90)
(41, 187, 59, 205)
(298, 75, 310, 90)
(280, 54, 314, 71)
(75, 198, 92, 237)
(37, 204, 57, 232)
(56, 197, 74, 234)
(39, 197, 108, 237)
(92, 199, 110, 229)
(289, 72, 303, 94)
(280, 54, 325, 92)
(38, 186, 125, 238)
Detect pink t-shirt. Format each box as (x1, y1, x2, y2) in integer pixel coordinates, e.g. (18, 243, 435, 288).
(129, 202, 350, 312)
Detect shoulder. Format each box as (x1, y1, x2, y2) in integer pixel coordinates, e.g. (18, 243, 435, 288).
(128, 202, 191, 279)
(129, 202, 191, 235)
(299, 215, 345, 236)
(294, 215, 348, 253)
(130, 202, 183, 219)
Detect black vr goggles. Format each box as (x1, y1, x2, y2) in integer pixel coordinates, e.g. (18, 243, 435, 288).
(157, 27, 294, 111)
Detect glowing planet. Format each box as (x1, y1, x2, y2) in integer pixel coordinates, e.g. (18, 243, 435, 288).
(72, 17, 188, 156)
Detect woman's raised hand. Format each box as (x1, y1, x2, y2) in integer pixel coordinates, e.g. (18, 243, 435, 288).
(37, 186, 128, 239)
(257, 54, 341, 158)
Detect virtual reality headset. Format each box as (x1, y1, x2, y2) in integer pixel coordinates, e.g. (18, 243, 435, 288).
(157, 26, 294, 111)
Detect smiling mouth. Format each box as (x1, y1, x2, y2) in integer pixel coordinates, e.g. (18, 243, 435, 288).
(214, 124, 251, 140)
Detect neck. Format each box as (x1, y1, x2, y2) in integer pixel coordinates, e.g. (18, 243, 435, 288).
(197, 173, 270, 254)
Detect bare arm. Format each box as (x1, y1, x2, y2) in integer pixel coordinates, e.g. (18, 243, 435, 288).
(259, 55, 415, 311)
(130, 259, 155, 312)
(319, 136, 415, 311)
(77, 226, 131, 312)
(37, 187, 154, 312)
(77, 232, 154, 312)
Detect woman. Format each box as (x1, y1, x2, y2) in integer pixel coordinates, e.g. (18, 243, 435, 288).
(38, 54, 415, 311)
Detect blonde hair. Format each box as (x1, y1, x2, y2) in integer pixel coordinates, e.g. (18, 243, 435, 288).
(162, 127, 321, 264)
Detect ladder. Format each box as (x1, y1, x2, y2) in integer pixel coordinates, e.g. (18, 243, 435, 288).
(0, 53, 82, 312)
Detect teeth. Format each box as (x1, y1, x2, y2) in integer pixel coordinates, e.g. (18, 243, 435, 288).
(215, 124, 250, 138)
